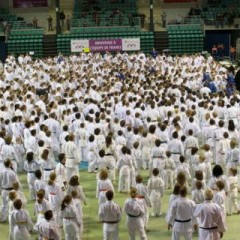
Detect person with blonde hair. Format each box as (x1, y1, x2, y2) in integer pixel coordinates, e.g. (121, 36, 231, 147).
(123, 187, 147, 240)
(34, 189, 51, 224)
(194, 189, 227, 240)
(225, 139, 240, 175)
(46, 172, 64, 227)
(227, 168, 240, 215)
(96, 168, 114, 207)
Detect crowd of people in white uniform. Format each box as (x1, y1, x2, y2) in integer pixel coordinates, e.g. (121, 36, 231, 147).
(0, 50, 239, 240)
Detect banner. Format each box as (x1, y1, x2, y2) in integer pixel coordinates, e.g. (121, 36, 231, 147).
(13, 0, 48, 8)
(70, 38, 140, 52)
(89, 39, 122, 52)
(71, 40, 89, 52)
(122, 38, 140, 51)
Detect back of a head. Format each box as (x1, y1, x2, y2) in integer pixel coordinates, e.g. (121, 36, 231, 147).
(179, 186, 188, 197)
(152, 168, 159, 176)
(106, 190, 114, 201)
(204, 189, 213, 201)
(45, 210, 53, 221)
(136, 174, 143, 183)
(130, 187, 137, 198)
(13, 199, 22, 210)
(4, 159, 11, 168)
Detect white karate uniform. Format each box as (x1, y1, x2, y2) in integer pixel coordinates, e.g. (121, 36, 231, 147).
(99, 200, 122, 240)
(191, 189, 204, 204)
(226, 175, 239, 214)
(117, 154, 133, 192)
(225, 148, 240, 175)
(34, 218, 61, 240)
(167, 197, 196, 240)
(39, 158, 56, 181)
(0, 167, 20, 221)
(194, 200, 227, 240)
(66, 185, 87, 205)
(148, 175, 164, 216)
(24, 160, 40, 200)
(97, 179, 114, 206)
(63, 141, 81, 182)
(35, 198, 51, 224)
(163, 157, 175, 189)
(168, 139, 184, 167)
(10, 208, 33, 240)
(46, 183, 64, 226)
(1, 144, 19, 172)
(123, 197, 147, 240)
(55, 162, 67, 189)
(217, 138, 230, 171)
(136, 183, 151, 229)
(61, 202, 82, 240)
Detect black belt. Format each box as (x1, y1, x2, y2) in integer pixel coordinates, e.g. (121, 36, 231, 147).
(2, 187, 13, 190)
(103, 220, 118, 224)
(105, 154, 113, 156)
(28, 171, 35, 173)
(200, 226, 218, 230)
(127, 213, 141, 218)
(44, 169, 52, 171)
(171, 152, 181, 155)
(175, 218, 191, 223)
(161, 141, 167, 143)
(232, 160, 238, 162)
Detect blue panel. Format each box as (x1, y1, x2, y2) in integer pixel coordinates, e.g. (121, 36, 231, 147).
(204, 31, 230, 57)
(0, 41, 7, 63)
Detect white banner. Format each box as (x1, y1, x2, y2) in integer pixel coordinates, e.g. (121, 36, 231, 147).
(122, 38, 140, 51)
(71, 40, 89, 52)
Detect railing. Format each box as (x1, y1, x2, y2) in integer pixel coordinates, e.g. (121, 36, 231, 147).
(10, 28, 44, 36)
(70, 16, 141, 28)
(167, 16, 203, 25)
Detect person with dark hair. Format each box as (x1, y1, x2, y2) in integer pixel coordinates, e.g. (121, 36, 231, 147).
(10, 199, 33, 240)
(62, 133, 81, 182)
(67, 175, 87, 206)
(194, 189, 226, 240)
(24, 151, 40, 200)
(167, 186, 196, 240)
(117, 146, 134, 193)
(207, 165, 229, 194)
(34, 169, 47, 194)
(148, 168, 164, 217)
(60, 195, 82, 240)
(55, 153, 67, 189)
(99, 190, 122, 240)
(168, 131, 184, 167)
(0, 159, 20, 222)
(34, 210, 61, 240)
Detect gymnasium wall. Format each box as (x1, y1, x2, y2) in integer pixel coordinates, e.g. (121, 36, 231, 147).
(205, 30, 230, 57)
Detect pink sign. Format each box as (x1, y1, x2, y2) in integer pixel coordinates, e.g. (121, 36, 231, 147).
(89, 39, 122, 52)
